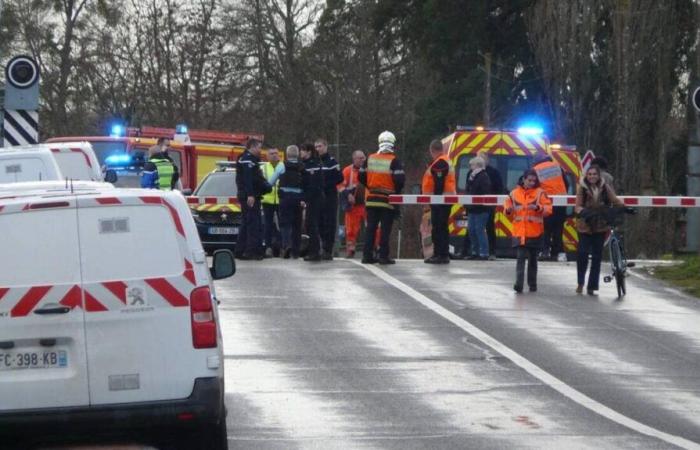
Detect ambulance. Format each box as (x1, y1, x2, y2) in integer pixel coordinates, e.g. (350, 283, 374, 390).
(437, 126, 582, 257)
(0, 184, 234, 449)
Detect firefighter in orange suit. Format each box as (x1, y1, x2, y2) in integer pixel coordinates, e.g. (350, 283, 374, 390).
(504, 169, 552, 293)
(359, 131, 405, 265)
(339, 150, 367, 258)
(422, 139, 456, 264)
(533, 154, 568, 261)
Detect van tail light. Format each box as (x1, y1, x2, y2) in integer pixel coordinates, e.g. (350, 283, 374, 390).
(190, 286, 217, 348)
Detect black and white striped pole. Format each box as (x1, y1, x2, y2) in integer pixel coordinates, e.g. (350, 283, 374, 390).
(2, 55, 40, 147)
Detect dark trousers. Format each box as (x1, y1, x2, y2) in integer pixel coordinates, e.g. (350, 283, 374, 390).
(279, 196, 302, 256)
(365, 207, 395, 259)
(305, 197, 322, 257)
(263, 203, 281, 253)
(577, 232, 605, 290)
(515, 246, 538, 289)
(237, 198, 263, 257)
(544, 207, 567, 256)
(431, 205, 450, 258)
(320, 191, 338, 254)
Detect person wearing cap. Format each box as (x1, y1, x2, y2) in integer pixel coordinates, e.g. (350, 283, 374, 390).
(422, 139, 455, 264)
(359, 131, 405, 264)
(532, 153, 568, 261)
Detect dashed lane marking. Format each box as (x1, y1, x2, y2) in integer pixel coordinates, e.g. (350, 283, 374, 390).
(351, 260, 700, 450)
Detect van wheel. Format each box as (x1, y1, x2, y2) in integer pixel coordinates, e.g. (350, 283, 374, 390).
(164, 420, 228, 450)
(201, 419, 228, 450)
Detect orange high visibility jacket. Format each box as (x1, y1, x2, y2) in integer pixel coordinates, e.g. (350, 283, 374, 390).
(503, 185, 553, 245)
(533, 160, 567, 196)
(364, 152, 398, 208)
(422, 155, 456, 195)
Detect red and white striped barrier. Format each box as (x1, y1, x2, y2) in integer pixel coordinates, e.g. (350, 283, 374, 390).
(388, 195, 700, 208)
(185, 196, 239, 205)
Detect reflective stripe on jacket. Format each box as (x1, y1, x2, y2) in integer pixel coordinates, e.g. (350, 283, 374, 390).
(261, 162, 280, 205)
(150, 158, 174, 191)
(421, 154, 456, 195)
(364, 152, 397, 208)
(503, 186, 552, 245)
(533, 160, 567, 195)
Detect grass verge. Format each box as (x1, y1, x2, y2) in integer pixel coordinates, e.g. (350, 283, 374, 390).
(652, 256, 700, 298)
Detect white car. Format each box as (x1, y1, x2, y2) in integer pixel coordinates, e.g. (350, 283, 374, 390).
(0, 186, 233, 449)
(0, 145, 63, 183)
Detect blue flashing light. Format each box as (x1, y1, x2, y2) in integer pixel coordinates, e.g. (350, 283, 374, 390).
(110, 124, 125, 137)
(517, 125, 544, 136)
(175, 123, 189, 134)
(105, 154, 132, 166)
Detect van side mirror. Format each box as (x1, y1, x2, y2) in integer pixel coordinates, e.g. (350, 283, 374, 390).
(210, 249, 235, 279)
(104, 169, 118, 184)
(182, 188, 193, 196)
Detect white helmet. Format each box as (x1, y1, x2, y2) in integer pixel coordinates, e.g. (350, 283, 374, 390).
(378, 130, 396, 152)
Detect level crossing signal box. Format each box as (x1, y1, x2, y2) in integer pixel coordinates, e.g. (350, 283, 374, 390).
(2, 55, 40, 147)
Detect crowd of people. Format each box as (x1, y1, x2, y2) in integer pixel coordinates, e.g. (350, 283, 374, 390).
(140, 131, 624, 296)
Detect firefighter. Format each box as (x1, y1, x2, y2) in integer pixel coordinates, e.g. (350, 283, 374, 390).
(316, 138, 344, 260)
(339, 150, 367, 258)
(261, 148, 282, 257)
(359, 130, 405, 265)
(268, 145, 305, 259)
(235, 138, 271, 260)
(504, 169, 552, 293)
(301, 142, 324, 262)
(533, 154, 568, 261)
(141, 138, 180, 190)
(422, 139, 456, 264)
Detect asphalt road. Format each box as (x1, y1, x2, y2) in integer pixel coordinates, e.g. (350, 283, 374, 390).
(218, 257, 700, 450)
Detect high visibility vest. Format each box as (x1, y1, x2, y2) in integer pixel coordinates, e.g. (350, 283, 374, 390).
(151, 158, 174, 191)
(421, 155, 456, 195)
(504, 186, 552, 245)
(365, 152, 397, 209)
(534, 160, 567, 195)
(261, 162, 280, 205)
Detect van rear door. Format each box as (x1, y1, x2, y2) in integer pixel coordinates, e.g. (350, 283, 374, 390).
(0, 156, 59, 183)
(76, 195, 199, 405)
(0, 198, 90, 410)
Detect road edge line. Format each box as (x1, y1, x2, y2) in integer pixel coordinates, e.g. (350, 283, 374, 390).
(350, 260, 700, 450)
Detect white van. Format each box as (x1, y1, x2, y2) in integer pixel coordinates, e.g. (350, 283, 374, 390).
(45, 141, 103, 181)
(0, 187, 234, 450)
(0, 146, 63, 183)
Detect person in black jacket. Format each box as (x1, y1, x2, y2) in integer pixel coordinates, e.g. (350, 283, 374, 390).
(466, 156, 492, 260)
(316, 138, 344, 260)
(478, 151, 504, 259)
(235, 138, 270, 260)
(268, 145, 305, 259)
(301, 142, 324, 261)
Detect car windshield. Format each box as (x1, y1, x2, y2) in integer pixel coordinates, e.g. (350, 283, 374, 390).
(194, 172, 237, 197)
(89, 141, 128, 165)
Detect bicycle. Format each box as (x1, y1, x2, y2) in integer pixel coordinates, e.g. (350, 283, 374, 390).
(602, 207, 636, 297)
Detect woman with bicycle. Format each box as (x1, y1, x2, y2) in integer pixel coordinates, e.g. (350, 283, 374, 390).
(575, 165, 623, 295)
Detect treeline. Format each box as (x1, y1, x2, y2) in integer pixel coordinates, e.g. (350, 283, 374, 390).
(0, 0, 696, 254)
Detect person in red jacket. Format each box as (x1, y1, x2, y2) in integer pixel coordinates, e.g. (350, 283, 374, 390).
(504, 169, 552, 293)
(339, 150, 367, 258)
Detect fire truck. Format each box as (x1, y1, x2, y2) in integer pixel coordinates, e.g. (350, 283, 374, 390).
(437, 126, 582, 257)
(46, 125, 265, 190)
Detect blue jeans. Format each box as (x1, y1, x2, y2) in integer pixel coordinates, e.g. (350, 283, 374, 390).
(469, 212, 490, 257)
(577, 232, 605, 290)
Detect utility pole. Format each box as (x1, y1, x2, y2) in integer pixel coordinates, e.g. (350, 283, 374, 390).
(483, 52, 492, 127)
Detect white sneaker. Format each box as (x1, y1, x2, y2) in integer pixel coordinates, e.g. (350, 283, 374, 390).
(557, 253, 567, 262)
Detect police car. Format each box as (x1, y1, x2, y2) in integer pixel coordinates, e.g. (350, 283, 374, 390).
(0, 183, 234, 449)
(188, 162, 241, 254)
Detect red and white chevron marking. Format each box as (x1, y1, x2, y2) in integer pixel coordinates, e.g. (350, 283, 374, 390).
(388, 195, 700, 208)
(49, 147, 93, 167)
(186, 196, 240, 206)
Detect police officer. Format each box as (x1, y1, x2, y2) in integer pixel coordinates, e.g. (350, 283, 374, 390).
(422, 139, 456, 264)
(261, 148, 282, 257)
(141, 138, 179, 190)
(268, 145, 305, 259)
(235, 138, 271, 260)
(316, 138, 344, 260)
(301, 143, 324, 262)
(359, 131, 405, 265)
(533, 154, 568, 261)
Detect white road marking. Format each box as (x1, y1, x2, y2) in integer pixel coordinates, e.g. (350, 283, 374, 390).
(352, 260, 700, 450)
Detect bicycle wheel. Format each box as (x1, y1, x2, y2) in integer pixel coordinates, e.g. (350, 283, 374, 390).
(610, 239, 625, 297)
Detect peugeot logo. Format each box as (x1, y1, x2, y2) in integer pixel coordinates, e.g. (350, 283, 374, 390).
(221, 213, 228, 221)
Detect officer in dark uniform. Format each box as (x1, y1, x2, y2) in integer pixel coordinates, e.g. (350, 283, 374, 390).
(301, 142, 324, 261)
(316, 138, 344, 260)
(235, 138, 271, 260)
(269, 145, 306, 259)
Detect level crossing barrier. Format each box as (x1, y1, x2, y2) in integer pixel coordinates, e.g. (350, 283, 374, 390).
(387, 195, 700, 208)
